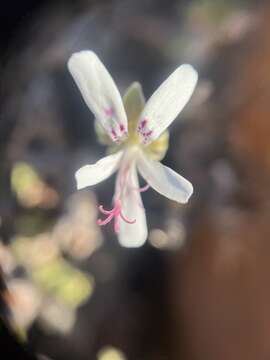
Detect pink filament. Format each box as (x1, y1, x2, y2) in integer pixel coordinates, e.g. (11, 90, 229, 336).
(138, 184, 150, 193)
(130, 183, 150, 193)
(97, 200, 136, 233)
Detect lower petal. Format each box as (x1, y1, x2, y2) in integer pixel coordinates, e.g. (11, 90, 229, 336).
(137, 154, 193, 204)
(118, 165, 148, 248)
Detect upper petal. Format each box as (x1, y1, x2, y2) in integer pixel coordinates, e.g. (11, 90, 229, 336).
(68, 51, 128, 143)
(75, 151, 123, 190)
(137, 154, 193, 204)
(137, 64, 198, 144)
(118, 165, 148, 247)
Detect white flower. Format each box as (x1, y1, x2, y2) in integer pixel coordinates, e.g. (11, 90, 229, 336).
(68, 51, 198, 247)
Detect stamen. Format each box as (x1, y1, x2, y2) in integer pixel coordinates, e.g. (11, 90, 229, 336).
(97, 213, 114, 226)
(120, 212, 136, 224)
(138, 184, 150, 193)
(97, 200, 136, 233)
(131, 183, 150, 193)
(99, 205, 112, 215)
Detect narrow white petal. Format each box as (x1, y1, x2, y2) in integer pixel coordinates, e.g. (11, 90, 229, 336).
(75, 151, 123, 190)
(137, 154, 193, 203)
(137, 64, 198, 144)
(118, 166, 148, 247)
(68, 51, 128, 142)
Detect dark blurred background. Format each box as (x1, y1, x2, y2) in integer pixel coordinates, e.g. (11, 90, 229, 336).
(1, 0, 270, 359)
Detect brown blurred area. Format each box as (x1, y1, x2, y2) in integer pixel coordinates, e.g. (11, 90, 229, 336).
(1, 0, 270, 359)
(171, 3, 270, 359)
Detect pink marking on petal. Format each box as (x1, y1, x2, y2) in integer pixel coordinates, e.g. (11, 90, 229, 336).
(119, 123, 125, 133)
(119, 123, 128, 138)
(110, 128, 120, 143)
(104, 109, 127, 141)
(111, 129, 117, 138)
(137, 118, 154, 144)
(138, 118, 147, 130)
(104, 107, 114, 117)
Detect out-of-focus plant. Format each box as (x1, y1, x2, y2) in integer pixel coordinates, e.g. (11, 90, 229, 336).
(11, 162, 59, 209)
(0, 161, 103, 337)
(97, 346, 127, 360)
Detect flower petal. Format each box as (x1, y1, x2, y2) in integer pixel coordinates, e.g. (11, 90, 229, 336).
(68, 51, 128, 143)
(137, 64, 198, 144)
(137, 154, 193, 204)
(118, 166, 148, 247)
(75, 151, 123, 190)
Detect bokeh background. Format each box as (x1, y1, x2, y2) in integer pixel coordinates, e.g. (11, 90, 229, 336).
(1, 0, 270, 359)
